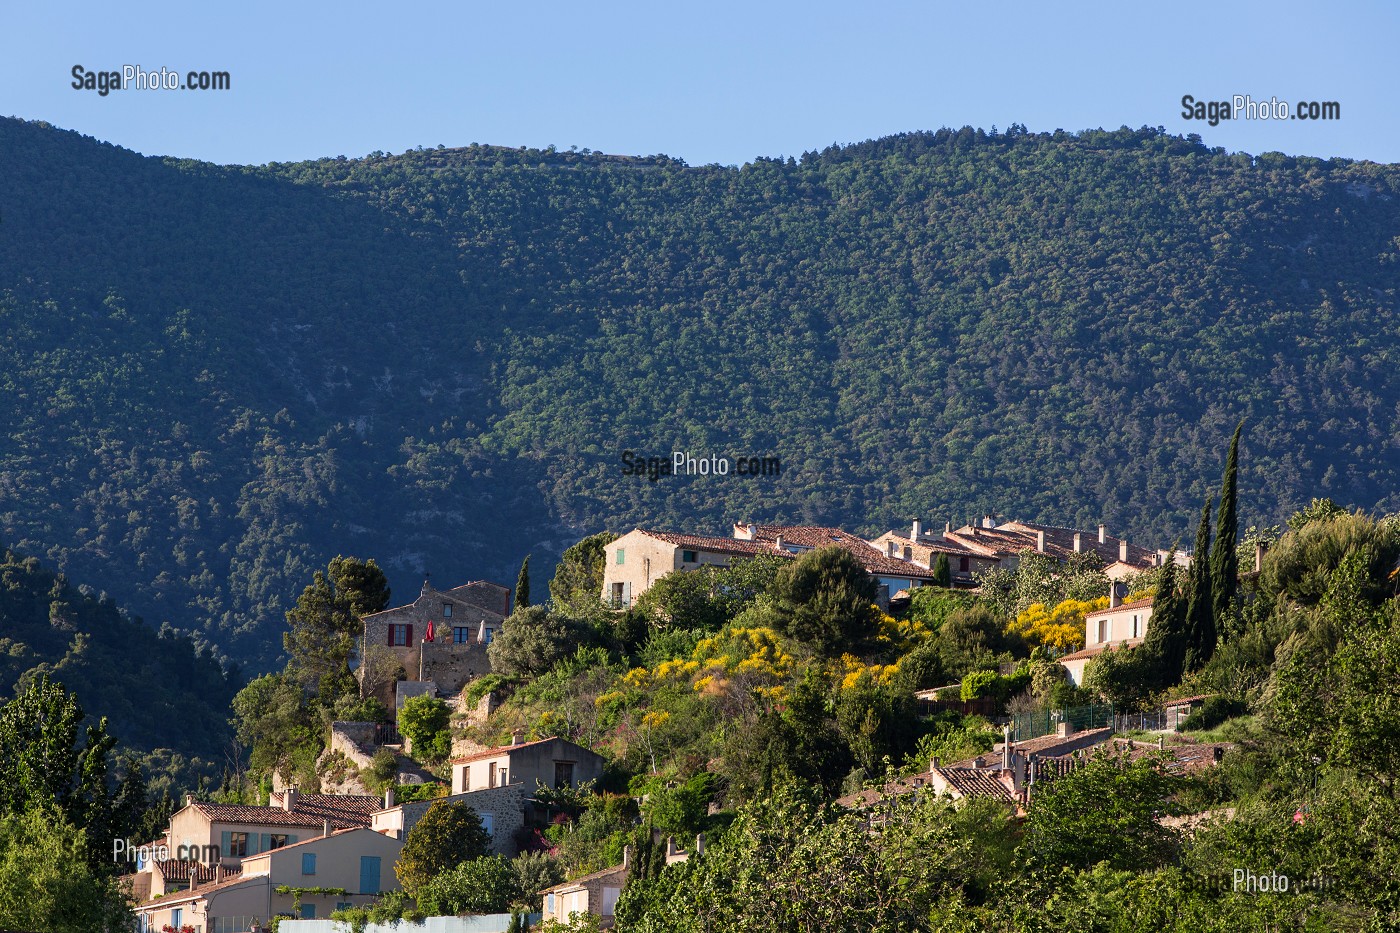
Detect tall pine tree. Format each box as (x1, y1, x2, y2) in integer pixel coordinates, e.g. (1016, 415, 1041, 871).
(931, 553, 951, 588)
(1182, 500, 1216, 673)
(1209, 421, 1244, 639)
(515, 555, 531, 610)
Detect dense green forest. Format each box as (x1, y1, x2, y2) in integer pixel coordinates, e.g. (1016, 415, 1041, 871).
(2, 117, 1399, 670)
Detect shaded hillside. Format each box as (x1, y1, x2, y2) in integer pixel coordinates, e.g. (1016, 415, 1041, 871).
(1, 118, 1398, 668)
(0, 545, 240, 763)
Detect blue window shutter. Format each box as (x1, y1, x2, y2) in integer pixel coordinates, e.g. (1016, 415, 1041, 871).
(302, 852, 317, 875)
(359, 855, 381, 894)
(259, 833, 270, 854)
(286, 834, 298, 845)
(220, 831, 231, 857)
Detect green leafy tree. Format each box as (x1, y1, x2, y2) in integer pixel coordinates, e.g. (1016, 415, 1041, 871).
(398, 695, 451, 762)
(1210, 421, 1244, 639)
(768, 546, 880, 655)
(0, 675, 145, 873)
(549, 532, 619, 608)
(1182, 500, 1216, 674)
(1022, 749, 1184, 873)
(0, 806, 133, 933)
(515, 555, 531, 610)
(396, 800, 492, 895)
(232, 672, 322, 785)
(416, 855, 523, 915)
(284, 556, 390, 705)
(488, 605, 596, 677)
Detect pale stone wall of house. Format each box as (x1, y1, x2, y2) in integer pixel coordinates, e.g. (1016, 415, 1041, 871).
(386, 785, 526, 857)
(361, 581, 508, 704)
(599, 530, 679, 607)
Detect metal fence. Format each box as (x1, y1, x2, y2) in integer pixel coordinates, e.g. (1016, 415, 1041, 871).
(1012, 703, 1115, 743)
(374, 722, 402, 746)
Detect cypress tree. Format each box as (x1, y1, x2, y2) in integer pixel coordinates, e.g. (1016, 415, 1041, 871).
(932, 553, 951, 588)
(515, 555, 530, 610)
(1210, 420, 1244, 638)
(1183, 500, 1215, 673)
(1140, 553, 1186, 688)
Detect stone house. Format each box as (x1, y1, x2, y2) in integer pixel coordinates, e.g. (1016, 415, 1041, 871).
(541, 862, 629, 927)
(450, 736, 606, 796)
(370, 784, 527, 856)
(359, 577, 511, 704)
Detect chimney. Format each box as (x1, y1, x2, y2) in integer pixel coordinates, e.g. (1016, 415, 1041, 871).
(384, 787, 395, 809)
(184, 793, 197, 808)
(215, 864, 223, 883)
(944, 521, 952, 535)
(911, 519, 922, 540)
(887, 540, 897, 557)
(1255, 542, 1266, 573)
(929, 756, 940, 774)
(1036, 530, 1046, 553)
(1098, 523, 1107, 544)
(421, 574, 433, 596)
(281, 787, 296, 812)
(1109, 582, 1124, 609)
(511, 730, 524, 746)
(323, 819, 331, 838)
(622, 845, 631, 870)
(1073, 532, 1082, 553)
(190, 871, 198, 893)
(1119, 539, 1129, 563)
(973, 756, 986, 768)
(695, 833, 705, 856)
(1002, 725, 1012, 771)
(982, 514, 996, 529)
(775, 534, 784, 550)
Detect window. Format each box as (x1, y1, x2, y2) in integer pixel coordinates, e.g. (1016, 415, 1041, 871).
(228, 831, 249, 857)
(616, 548, 625, 565)
(611, 582, 624, 608)
(958, 557, 970, 572)
(360, 856, 381, 894)
(555, 761, 576, 788)
(1097, 619, 1108, 643)
(481, 812, 495, 836)
(1132, 614, 1142, 638)
(902, 546, 912, 561)
(171, 909, 182, 929)
(443, 602, 453, 618)
(485, 627, 495, 644)
(300, 903, 317, 919)
(269, 833, 289, 850)
(681, 549, 697, 563)
(388, 623, 413, 646)
(453, 626, 470, 644)
(302, 852, 317, 875)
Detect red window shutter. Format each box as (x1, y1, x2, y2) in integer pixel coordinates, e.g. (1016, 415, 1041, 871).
(406, 624, 414, 645)
(387, 625, 395, 646)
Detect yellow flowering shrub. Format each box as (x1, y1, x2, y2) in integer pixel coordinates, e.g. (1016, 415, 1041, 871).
(1007, 596, 1109, 649)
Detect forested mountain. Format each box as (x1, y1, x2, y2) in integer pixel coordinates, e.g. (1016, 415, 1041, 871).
(0, 545, 240, 764)
(2, 117, 1398, 669)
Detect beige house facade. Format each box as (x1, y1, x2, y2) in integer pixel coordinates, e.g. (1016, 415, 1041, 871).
(159, 790, 379, 871)
(1059, 596, 1155, 685)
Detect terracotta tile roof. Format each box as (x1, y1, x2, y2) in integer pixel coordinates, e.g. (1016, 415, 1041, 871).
(924, 520, 1158, 568)
(138, 873, 262, 908)
(834, 773, 943, 809)
(191, 794, 378, 830)
(1086, 597, 1154, 617)
(1163, 694, 1215, 707)
(543, 863, 629, 892)
(932, 767, 1018, 803)
(450, 736, 599, 765)
(1046, 739, 1234, 776)
(239, 826, 383, 857)
(743, 524, 940, 580)
(993, 727, 1113, 758)
(636, 529, 790, 558)
(1058, 638, 1143, 662)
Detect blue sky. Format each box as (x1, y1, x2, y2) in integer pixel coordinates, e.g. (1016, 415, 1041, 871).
(3, 0, 1395, 167)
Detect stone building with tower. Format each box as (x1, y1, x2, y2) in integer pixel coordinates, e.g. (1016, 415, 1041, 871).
(359, 577, 511, 704)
